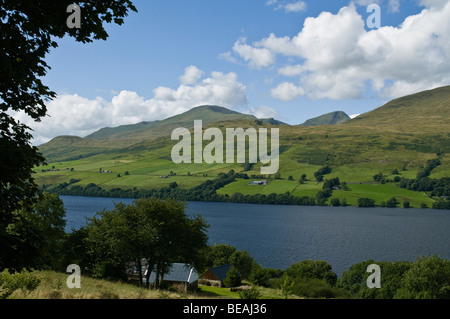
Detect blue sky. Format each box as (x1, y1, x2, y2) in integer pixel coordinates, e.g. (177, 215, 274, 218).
(16, 0, 450, 144)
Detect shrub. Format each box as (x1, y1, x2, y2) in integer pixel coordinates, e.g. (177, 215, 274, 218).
(357, 198, 375, 207)
(223, 267, 241, 288)
(292, 277, 348, 299)
(284, 259, 337, 286)
(396, 255, 450, 299)
(330, 198, 341, 207)
(239, 286, 261, 299)
(386, 197, 399, 208)
(0, 270, 41, 299)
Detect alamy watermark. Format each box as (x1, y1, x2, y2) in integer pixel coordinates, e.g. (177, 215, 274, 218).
(66, 4, 81, 29)
(66, 264, 81, 288)
(366, 264, 381, 288)
(171, 120, 279, 175)
(367, 4, 381, 29)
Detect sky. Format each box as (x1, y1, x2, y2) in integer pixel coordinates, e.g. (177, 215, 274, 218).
(13, 0, 450, 145)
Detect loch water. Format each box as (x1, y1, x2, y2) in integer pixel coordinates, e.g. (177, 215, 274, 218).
(61, 195, 450, 276)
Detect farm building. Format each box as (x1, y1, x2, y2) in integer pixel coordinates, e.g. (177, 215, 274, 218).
(199, 264, 232, 287)
(144, 263, 199, 292)
(248, 180, 268, 185)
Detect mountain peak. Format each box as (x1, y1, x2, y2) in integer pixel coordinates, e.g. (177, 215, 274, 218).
(301, 111, 350, 126)
(189, 105, 241, 115)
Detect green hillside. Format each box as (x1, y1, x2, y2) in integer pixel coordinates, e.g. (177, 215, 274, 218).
(35, 86, 450, 208)
(301, 111, 350, 126)
(39, 105, 284, 162)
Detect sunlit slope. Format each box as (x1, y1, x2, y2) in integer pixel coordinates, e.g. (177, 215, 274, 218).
(35, 86, 450, 202)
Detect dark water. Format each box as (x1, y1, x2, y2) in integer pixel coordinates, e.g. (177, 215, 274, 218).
(61, 195, 450, 276)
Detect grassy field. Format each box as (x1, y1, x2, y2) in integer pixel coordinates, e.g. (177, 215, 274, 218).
(330, 183, 435, 207)
(8, 270, 295, 299)
(34, 87, 450, 205)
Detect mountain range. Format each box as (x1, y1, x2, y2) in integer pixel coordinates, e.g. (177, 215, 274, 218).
(36, 86, 450, 207)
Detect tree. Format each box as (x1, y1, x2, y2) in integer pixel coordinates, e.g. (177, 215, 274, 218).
(280, 275, 294, 299)
(330, 198, 341, 207)
(85, 198, 209, 287)
(230, 250, 255, 280)
(284, 259, 337, 286)
(0, 0, 137, 270)
(357, 198, 375, 207)
(201, 244, 237, 271)
(223, 267, 241, 288)
(337, 260, 413, 299)
(373, 173, 384, 183)
(239, 286, 261, 299)
(1, 193, 66, 271)
(298, 174, 306, 184)
(0, 269, 41, 299)
(386, 197, 399, 208)
(248, 264, 270, 287)
(397, 255, 450, 299)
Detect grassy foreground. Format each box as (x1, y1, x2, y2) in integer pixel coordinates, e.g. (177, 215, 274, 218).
(8, 270, 294, 299)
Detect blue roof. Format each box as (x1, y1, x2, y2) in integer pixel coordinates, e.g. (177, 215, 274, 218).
(205, 264, 231, 281)
(145, 263, 198, 284)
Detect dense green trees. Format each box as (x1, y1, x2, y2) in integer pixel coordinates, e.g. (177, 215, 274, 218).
(84, 198, 209, 287)
(357, 197, 376, 207)
(45, 170, 320, 207)
(337, 255, 450, 299)
(0, 0, 137, 275)
(277, 260, 348, 298)
(0, 193, 66, 272)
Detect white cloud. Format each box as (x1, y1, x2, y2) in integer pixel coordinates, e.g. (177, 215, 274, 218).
(14, 68, 249, 145)
(270, 82, 305, 101)
(419, 0, 448, 9)
(267, 0, 307, 13)
(284, 1, 307, 13)
(278, 65, 304, 77)
(232, 38, 276, 69)
(245, 105, 279, 119)
(388, 0, 400, 13)
(231, 2, 450, 100)
(179, 65, 204, 85)
(218, 51, 238, 64)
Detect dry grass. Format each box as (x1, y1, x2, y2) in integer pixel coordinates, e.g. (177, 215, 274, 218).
(9, 270, 193, 299)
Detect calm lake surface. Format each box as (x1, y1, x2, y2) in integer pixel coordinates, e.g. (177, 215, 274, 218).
(61, 195, 450, 276)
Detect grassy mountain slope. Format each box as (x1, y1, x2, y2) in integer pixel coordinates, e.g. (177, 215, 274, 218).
(348, 85, 450, 133)
(301, 111, 350, 126)
(39, 105, 284, 162)
(35, 87, 450, 207)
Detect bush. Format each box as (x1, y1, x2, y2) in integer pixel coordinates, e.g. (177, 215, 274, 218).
(0, 270, 41, 299)
(397, 255, 450, 299)
(248, 265, 270, 287)
(386, 197, 399, 208)
(239, 286, 261, 299)
(330, 198, 341, 207)
(403, 201, 410, 208)
(284, 260, 337, 286)
(223, 267, 241, 288)
(357, 198, 375, 207)
(291, 277, 349, 299)
(337, 260, 413, 299)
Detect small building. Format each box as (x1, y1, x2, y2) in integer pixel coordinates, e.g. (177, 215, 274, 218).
(199, 264, 232, 287)
(248, 180, 268, 186)
(144, 263, 198, 292)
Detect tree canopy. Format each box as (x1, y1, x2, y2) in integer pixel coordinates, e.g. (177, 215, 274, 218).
(0, 0, 137, 249)
(85, 198, 209, 287)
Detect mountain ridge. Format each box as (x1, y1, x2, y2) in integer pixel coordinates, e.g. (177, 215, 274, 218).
(300, 111, 350, 126)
